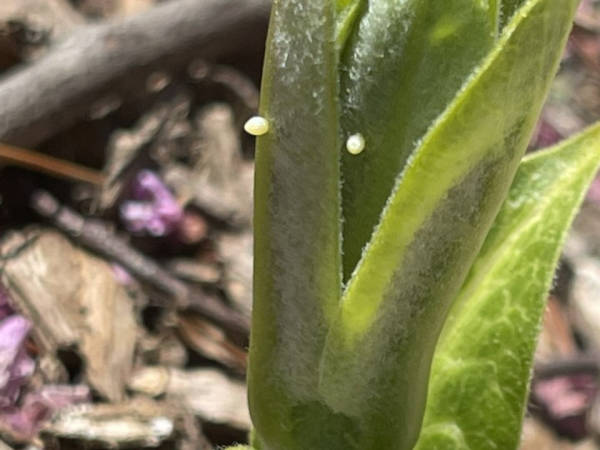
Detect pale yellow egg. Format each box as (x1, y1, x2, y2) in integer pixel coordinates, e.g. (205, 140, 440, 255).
(244, 116, 269, 136)
(346, 133, 365, 155)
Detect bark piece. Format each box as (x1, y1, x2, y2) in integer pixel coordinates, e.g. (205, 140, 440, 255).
(100, 97, 186, 210)
(177, 313, 247, 373)
(0, 0, 270, 148)
(138, 332, 188, 369)
(77, 247, 137, 401)
(215, 231, 253, 317)
(115, 0, 155, 18)
(128, 367, 250, 430)
(0, 0, 83, 40)
(163, 103, 254, 228)
(42, 399, 175, 449)
(1, 230, 83, 350)
(569, 256, 600, 352)
(31, 191, 249, 335)
(535, 296, 578, 365)
(165, 259, 221, 285)
(0, 229, 137, 402)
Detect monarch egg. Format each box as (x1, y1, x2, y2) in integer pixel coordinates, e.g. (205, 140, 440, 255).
(244, 116, 269, 136)
(346, 133, 365, 155)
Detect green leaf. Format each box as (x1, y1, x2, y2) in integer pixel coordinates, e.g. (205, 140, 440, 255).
(414, 123, 600, 450)
(486, 0, 501, 37)
(340, 0, 495, 279)
(500, 0, 529, 30)
(319, 1, 578, 449)
(334, 0, 365, 53)
(248, 1, 341, 449)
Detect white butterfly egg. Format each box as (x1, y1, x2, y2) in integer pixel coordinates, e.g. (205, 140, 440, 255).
(244, 116, 269, 136)
(346, 133, 365, 155)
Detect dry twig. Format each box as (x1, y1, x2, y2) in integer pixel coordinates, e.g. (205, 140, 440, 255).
(30, 190, 250, 335)
(0, 142, 104, 184)
(0, 0, 270, 147)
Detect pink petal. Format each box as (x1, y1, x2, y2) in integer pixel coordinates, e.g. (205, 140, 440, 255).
(120, 171, 183, 237)
(0, 385, 90, 441)
(0, 316, 33, 408)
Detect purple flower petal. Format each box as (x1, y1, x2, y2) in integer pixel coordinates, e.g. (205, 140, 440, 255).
(146, 217, 168, 236)
(23, 384, 91, 411)
(0, 316, 33, 409)
(111, 264, 135, 286)
(120, 202, 154, 233)
(136, 170, 172, 201)
(529, 118, 563, 149)
(531, 373, 598, 440)
(0, 407, 34, 440)
(0, 385, 90, 440)
(120, 202, 154, 221)
(119, 171, 183, 237)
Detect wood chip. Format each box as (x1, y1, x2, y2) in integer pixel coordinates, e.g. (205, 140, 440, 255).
(138, 332, 189, 368)
(569, 256, 600, 352)
(78, 247, 137, 401)
(519, 417, 575, 450)
(163, 103, 254, 228)
(0, 0, 83, 39)
(177, 312, 247, 372)
(216, 231, 253, 316)
(0, 440, 14, 450)
(115, 0, 155, 17)
(535, 296, 578, 364)
(100, 104, 171, 210)
(166, 259, 221, 285)
(1, 230, 84, 350)
(128, 367, 250, 430)
(127, 366, 169, 398)
(42, 400, 175, 449)
(1, 229, 137, 401)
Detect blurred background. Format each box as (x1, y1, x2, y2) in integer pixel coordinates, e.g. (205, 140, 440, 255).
(0, 0, 598, 449)
(0, 0, 268, 448)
